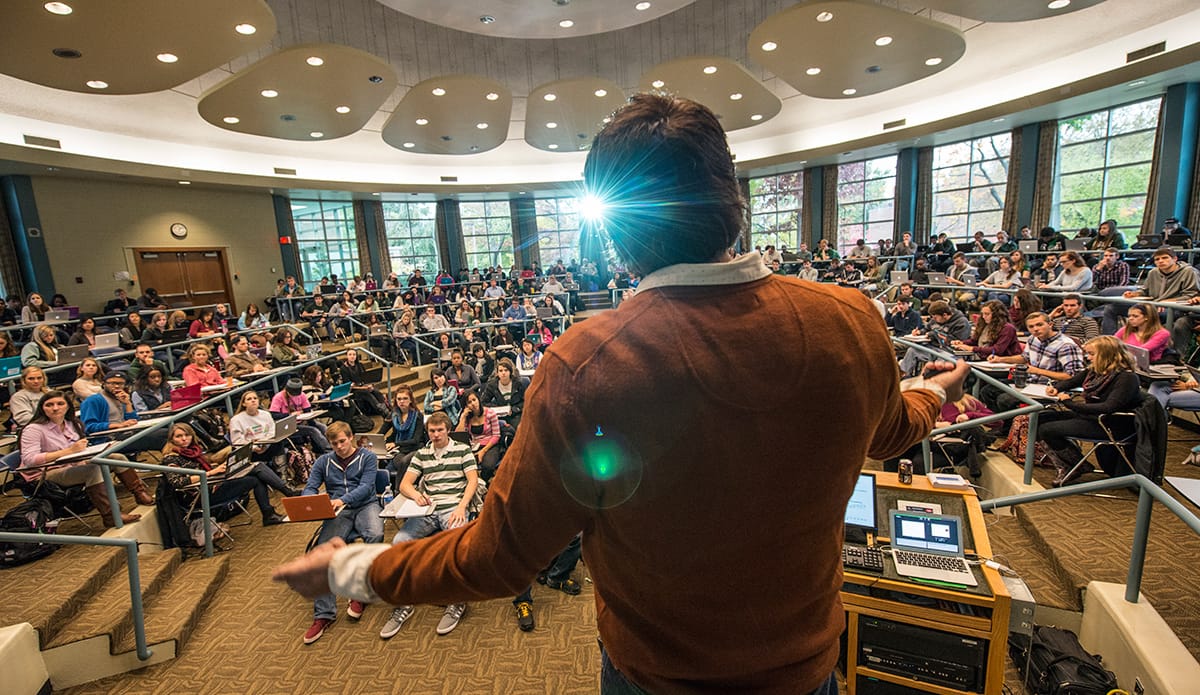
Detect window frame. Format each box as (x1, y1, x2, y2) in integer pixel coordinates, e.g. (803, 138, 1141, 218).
(381, 201, 440, 276)
(459, 200, 516, 271)
(836, 156, 897, 254)
(291, 199, 359, 284)
(748, 171, 804, 252)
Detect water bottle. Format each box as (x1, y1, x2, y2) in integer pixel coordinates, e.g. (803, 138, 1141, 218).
(382, 485, 394, 506)
(1014, 364, 1029, 388)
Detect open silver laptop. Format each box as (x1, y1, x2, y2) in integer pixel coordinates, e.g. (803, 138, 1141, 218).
(890, 270, 908, 285)
(56, 344, 91, 363)
(889, 510, 977, 586)
(93, 333, 120, 350)
(926, 272, 946, 284)
(1124, 344, 1179, 378)
(1064, 238, 1088, 251)
(264, 414, 298, 443)
(1018, 240, 1038, 254)
(45, 309, 71, 321)
(356, 433, 390, 454)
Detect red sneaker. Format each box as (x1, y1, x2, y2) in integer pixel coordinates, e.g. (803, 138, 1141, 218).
(303, 618, 333, 645)
(347, 600, 366, 620)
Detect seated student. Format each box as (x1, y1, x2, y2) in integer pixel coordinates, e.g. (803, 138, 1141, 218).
(160, 422, 288, 527)
(1091, 248, 1132, 294)
(72, 357, 106, 401)
(269, 378, 332, 454)
(20, 292, 50, 324)
(1009, 288, 1042, 330)
(301, 364, 347, 423)
(270, 328, 305, 367)
(1103, 246, 1197, 334)
(117, 311, 146, 350)
(979, 256, 1022, 304)
(104, 288, 134, 316)
(182, 343, 225, 387)
(299, 421, 383, 645)
(1039, 251, 1093, 293)
(444, 348, 481, 395)
(229, 390, 290, 463)
(984, 311, 1087, 411)
(795, 259, 820, 282)
(509, 534, 585, 632)
(140, 311, 169, 344)
(187, 309, 219, 339)
(20, 389, 148, 526)
(377, 412, 477, 641)
(1029, 253, 1061, 286)
(1049, 294, 1100, 346)
(423, 368, 462, 426)
(887, 393, 995, 478)
(378, 385, 426, 476)
(80, 371, 169, 453)
(455, 391, 502, 481)
(390, 310, 419, 364)
(238, 302, 271, 332)
(20, 324, 60, 368)
(501, 297, 526, 323)
(300, 294, 331, 339)
(131, 365, 172, 412)
(886, 297, 921, 335)
(127, 343, 167, 383)
(530, 317, 555, 350)
(67, 316, 99, 348)
(10, 367, 51, 429)
(339, 349, 389, 417)
(137, 287, 168, 309)
(1088, 219, 1127, 251)
(950, 300, 1021, 359)
(480, 358, 526, 428)
(515, 339, 541, 374)
(224, 334, 269, 378)
(1114, 303, 1170, 362)
(469, 342, 495, 383)
(421, 304, 453, 333)
(1039, 336, 1142, 486)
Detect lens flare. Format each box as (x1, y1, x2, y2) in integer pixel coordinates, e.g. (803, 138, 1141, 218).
(579, 194, 606, 221)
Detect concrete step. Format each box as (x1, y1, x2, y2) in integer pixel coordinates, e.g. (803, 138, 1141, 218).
(110, 554, 229, 654)
(0, 544, 125, 650)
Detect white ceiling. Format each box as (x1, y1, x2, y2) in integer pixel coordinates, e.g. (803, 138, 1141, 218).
(0, 0, 1197, 191)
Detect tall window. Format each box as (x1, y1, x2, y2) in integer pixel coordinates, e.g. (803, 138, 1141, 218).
(932, 133, 1011, 240)
(1054, 97, 1161, 243)
(837, 156, 896, 253)
(460, 201, 515, 271)
(749, 172, 803, 251)
(382, 201, 440, 275)
(292, 200, 358, 283)
(535, 197, 581, 267)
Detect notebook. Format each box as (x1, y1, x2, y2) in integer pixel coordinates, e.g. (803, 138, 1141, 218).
(380, 494, 434, 519)
(92, 333, 120, 350)
(888, 510, 977, 586)
(161, 328, 189, 343)
(56, 344, 91, 363)
(535, 306, 554, 319)
(281, 493, 337, 522)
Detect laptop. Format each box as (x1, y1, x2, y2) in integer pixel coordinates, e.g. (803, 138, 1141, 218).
(438, 349, 454, 363)
(161, 328, 189, 343)
(0, 355, 21, 378)
(222, 445, 255, 478)
(93, 332, 120, 350)
(356, 433, 390, 454)
(170, 383, 204, 410)
(281, 493, 337, 522)
(535, 306, 554, 319)
(1018, 240, 1038, 254)
(525, 332, 543, 347)
(1124, 344, 1179, 378)
(843, 473, 877, 545)
(56, 344, 91, 363)
(1064, 238, 1088, 251)
(45, 309, 71, 321)
(265, 414, 298, 443)
(65, 306, 81, 319)
(888, 510, 978, 586)
(313, 382, 352, 403)
(450, 431, 472, 445)
(370, 324, 389, 336)
(963, 274, 977, 287)
(889, 270, 908, 285)
(926, 272, 946, 284)
(955, 243, 974, 255)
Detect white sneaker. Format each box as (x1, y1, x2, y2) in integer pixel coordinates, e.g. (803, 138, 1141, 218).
(379, 605, 414, 640)
(436, 603, 467, 635)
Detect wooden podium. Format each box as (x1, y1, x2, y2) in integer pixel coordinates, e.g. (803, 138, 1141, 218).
(841, 472, 1011, 695)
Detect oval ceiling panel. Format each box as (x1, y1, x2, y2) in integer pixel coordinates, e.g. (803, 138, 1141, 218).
(525, 78, 625, 153)
(0, 0, 275, 95)
(749, 1, 965, 99)
(375, 0, 696, 39)
(382, 76, 512, 155)
(198, 44, 397, 141)
(922, 0, 1107, 22)
(638, 57, 781, 131)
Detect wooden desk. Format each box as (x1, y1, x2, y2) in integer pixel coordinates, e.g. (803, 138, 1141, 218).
(842, 471, 1010, 695)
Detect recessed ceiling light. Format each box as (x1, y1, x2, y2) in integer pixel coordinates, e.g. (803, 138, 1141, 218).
(44, 2, 72, 15)
(875, 36, 893, 47)
(335, 105, 350, 114)
(816, 11, 834, 22)
(1129, 80, 1147, 87)
(234, 23, 256, 35)
(415, 118, 429, 125)
(842, 88, 857, 96)
(761, 41, 778, 52)
(594, 88, 607, 97)
(178, 180, 190, 185)
(479, 15, 495, 24)
(86, 80, 108, 89)
(750, 114, 763, 121)
(260, 89, 278, 98)
(543, 93, 557, 101)
(431, 87, 446, 96)
(635, 2, 652, 10)
(1047, 0, 1071, 9)
(486, 92, 499, 101)
(548, 144, 559, 149)
(156, 53, 178, 64)
(310, 131, 323, 138)
(223, 116, 240, 124)
(476, 122, 489, 129)
(651, 80, 665, 88)
(806, 67, 821, 76)
(559, 20, 574, 28)
(703, 65, 718, 75)
(402, 142, 415, 148)
(306, 56, 324, 67)
(729, 93, 743, 101)
(925, 57, 943, 66)
(547, 122, 558, 128)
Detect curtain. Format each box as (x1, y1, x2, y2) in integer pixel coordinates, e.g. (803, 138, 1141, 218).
(801, 170, 816, 248)
(369, 201, 391, 278)
(913, 147, 934, 243)
(1190, 122, 1200, 233)
(1001, 125, 1024, 235)
(352, 201, 372, 278)
(822, 165, 839, 246)
(0, 192, 24, 299)
(1140, 101, 1168, 236)
(1028, 120, 1058, 230)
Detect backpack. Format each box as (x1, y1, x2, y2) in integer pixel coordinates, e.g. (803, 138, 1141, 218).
(283, 443, 317, 488)
(1009, 626, 1118, 695)
(0, 499, 59, 568)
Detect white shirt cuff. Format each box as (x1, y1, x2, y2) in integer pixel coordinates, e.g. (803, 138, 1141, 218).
(327, 543, 391, 603)
(900, 376, 948, 406)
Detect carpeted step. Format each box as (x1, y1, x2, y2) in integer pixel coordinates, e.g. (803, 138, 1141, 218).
(0, 544, 125, 649)
(985, 513, 1080, 611)
(45, 549, 183, 651)
(110, 554, 230, 655)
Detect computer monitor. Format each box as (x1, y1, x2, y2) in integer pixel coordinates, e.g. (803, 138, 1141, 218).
(844, 473, 877, 544)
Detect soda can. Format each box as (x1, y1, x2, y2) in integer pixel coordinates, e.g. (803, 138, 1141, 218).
(898, 459, 913, 485)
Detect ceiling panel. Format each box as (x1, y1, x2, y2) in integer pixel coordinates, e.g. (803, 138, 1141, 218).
(525, 78, 626, 153)
(922, 0, 1108, 23)
(374, 0, 698, 39)
(639, 57, 782, 131)
(381, 75, 513, 154)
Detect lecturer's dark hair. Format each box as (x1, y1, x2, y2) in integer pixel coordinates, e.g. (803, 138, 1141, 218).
(583, 93, 746, 276)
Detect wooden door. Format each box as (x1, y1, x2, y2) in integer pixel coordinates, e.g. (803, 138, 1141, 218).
(134, 248, 234, 312)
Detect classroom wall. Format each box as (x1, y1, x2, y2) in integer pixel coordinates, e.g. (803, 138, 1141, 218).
(29, 177, 281, 314)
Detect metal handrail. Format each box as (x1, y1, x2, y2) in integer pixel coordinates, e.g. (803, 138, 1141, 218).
(980, 474, 1200, 604)
(0, 532, 151, 660)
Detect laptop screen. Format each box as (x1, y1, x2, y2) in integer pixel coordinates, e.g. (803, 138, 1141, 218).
(890, 511, 963, 556)
(844, 474, 876, 531)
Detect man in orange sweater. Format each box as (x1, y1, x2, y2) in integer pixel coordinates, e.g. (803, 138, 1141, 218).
(275, 93, 966, 694)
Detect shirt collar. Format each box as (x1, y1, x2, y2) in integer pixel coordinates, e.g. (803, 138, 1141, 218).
(635, 253, 771, 293)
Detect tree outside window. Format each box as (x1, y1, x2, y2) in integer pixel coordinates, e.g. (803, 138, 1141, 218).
(535, 197, 581, 268)
(837, 157, 896, 254)
(382, 201, 440, 276)
(292, 199, 359, 284)
(749, 172, 803, 252)
(931, 133, 1011, 241)
(460, 201, 515, 271)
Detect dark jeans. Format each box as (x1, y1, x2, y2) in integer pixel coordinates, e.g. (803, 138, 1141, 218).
(208, 474, 274, 520)
(514, 535, 582, 605)
(599, 649, 837, 695)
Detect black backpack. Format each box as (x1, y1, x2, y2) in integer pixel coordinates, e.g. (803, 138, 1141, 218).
(0, 498, 59, 568)
(1009, 626, 1119, 695)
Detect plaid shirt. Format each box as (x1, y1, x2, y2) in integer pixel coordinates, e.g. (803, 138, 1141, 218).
(1092, 261, 1130, 291)
(1023, 332, 1086, 383)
